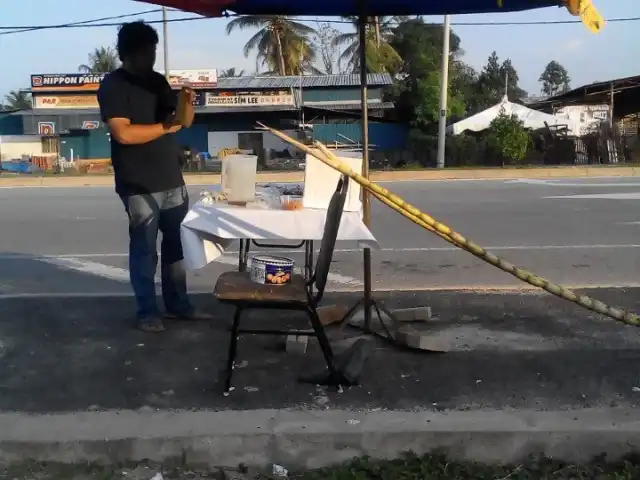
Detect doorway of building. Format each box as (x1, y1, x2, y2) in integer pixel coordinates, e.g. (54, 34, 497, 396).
(238, 132, 264, 168)
(41, 136, 60, 154)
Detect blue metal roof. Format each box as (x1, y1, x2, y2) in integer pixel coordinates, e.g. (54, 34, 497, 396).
(217, 73, 392, 90)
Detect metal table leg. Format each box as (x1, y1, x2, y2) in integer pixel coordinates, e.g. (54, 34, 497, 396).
(238, 239, 250, 272)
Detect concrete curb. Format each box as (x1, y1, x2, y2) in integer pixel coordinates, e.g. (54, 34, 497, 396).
(2, 408, 640, 468)
(1, 166, 639, 187)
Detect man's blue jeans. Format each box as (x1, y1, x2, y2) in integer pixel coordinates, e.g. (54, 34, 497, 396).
(120, 186, 192, 322)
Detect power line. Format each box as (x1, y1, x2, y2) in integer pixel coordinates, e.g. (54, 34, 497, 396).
(0, 12, 638, 35)
(0, 9, 163, 35)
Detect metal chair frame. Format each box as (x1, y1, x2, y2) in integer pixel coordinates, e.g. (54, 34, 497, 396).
(215, 175, 351, 393)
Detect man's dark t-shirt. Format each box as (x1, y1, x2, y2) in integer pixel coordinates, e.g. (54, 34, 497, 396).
(97, 68, 184, 196)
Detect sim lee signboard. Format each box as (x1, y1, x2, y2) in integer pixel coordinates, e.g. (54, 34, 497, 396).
(205, 90, 293, 107)
(31, 69, 218, 92)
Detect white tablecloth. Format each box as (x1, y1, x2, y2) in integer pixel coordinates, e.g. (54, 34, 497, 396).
(181, 202, 379, 270)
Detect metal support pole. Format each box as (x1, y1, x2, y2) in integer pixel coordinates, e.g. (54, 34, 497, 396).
(358, 14, 372, 331)
(609, 81, 614, 128)
(436, 14, 451, 169)
(162, 7, 170, 79)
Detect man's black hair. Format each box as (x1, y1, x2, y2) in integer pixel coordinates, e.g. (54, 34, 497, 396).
(116, 21, 159, 60)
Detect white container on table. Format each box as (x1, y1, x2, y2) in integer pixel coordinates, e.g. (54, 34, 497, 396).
(221, 154, 258, 205)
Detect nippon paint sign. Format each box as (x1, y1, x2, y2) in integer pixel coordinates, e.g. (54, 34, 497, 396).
(31, 74, 106, 91)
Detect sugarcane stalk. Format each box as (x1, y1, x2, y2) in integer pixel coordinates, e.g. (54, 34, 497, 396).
(258, 122, 640, 326)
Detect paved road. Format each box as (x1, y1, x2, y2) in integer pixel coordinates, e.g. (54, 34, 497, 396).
(1, 177, 640, 296)
(2, 288, 640, 413)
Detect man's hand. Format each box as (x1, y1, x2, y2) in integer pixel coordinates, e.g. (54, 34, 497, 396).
(176, 87, 196, 128)
(183, 87, 195, 105)
(162, 113, 182, 133)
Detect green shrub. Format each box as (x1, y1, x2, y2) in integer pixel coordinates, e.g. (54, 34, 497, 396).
(488, 110, 530, 165)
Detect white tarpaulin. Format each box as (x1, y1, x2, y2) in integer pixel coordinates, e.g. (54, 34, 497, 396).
(448, 96, 571, 135)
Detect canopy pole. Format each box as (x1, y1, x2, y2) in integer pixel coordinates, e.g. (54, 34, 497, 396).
(162, 7, 170, 79)
(436, 14, 450, 169)
(358, 13, 372, 331)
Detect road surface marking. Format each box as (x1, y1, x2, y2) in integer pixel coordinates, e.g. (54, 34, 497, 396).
(507, 178, 640, 187)
(545, 193, 640, 200)
(1, 244, 640, 261)
(36, 255, 362, 287)
(39, 257, 137, 284)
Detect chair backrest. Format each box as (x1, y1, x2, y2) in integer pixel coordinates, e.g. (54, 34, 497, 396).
(312, 174, 349, 302)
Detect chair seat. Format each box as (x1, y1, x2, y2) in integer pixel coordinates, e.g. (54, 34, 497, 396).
(214, 271, 308, 303)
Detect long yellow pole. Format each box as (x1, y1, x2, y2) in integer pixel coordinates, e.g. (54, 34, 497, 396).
(257, 122, 640, 326)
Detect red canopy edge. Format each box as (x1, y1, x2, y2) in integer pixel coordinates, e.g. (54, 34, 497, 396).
(138, 0, 233, 17)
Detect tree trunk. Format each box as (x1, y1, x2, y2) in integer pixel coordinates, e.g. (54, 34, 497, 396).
(374, 16, 381, 47)
(275, 32, 286, 75)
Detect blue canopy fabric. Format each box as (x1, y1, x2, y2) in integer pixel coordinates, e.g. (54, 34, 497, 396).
(137, 0, 565, 17)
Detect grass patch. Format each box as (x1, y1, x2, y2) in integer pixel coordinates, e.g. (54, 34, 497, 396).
(3, 453, 640, 479)
(297, 452, 640, 479)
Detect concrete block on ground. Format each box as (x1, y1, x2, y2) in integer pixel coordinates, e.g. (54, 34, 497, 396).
(392, 307, 432, 323)
(286, 334, 309, 354)
(395, 326, 450, 352)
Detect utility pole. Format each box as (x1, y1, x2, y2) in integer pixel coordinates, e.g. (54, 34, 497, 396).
(162, 7, 169, 79)
(436, 15, 451, 169)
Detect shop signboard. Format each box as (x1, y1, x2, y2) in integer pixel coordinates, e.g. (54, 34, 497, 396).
(31, 74, 105, 91)
(31, 69, 218, 92)
(34, 95, 99, 109)
(38, 122, 55, 135)
(168, 70, 218, 89)
(192, 91, 206, 106)
(82, 121, 100, 130)
(205, 90, 293, 107)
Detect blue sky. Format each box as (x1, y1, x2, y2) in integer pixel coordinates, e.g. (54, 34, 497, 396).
(1, 0, 638, 98)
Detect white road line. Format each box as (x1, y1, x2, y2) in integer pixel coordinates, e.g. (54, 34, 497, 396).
(39, 257, 141, 284)
(507, 178, 640, 187)
(36, 254, 362, 288)
(2, 244, 640, 261)
(545, 193, 640, 200)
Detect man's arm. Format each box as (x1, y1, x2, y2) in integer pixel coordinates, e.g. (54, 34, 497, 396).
(97, 77, 180, 145)
(158, 74, 194, 127)
(106, 118, 180, 145)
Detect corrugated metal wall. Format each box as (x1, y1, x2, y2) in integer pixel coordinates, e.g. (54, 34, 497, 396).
(60, 129, 110, 160)
(174, 124, 208, 152)
(302, 88, 382, 103)
(311, 123, 408, 150)
(0, 114, 24, 135)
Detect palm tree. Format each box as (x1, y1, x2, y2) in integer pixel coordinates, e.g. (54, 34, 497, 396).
(4, 90, 31, 110)
(78, 46, 119, 73)
(333, 16, 404, 73)
(219, 67, 245, 77)
(226, 16, 316, 75)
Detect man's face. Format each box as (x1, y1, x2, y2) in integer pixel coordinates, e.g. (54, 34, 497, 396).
(129, 44, 157, 72)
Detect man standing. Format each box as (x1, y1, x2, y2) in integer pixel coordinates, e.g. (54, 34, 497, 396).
(98, 21, 209, 332)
